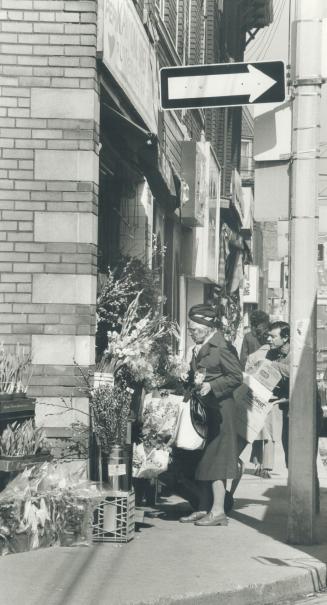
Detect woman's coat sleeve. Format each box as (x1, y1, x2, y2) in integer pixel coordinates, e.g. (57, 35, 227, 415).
(210, 346, 243, 400)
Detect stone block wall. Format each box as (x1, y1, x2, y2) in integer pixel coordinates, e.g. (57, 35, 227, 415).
(0, 0, 99, 435)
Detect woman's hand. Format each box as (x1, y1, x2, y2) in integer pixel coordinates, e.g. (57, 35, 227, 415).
(180, 371, 190, 383)
(199, 382, 211, 397)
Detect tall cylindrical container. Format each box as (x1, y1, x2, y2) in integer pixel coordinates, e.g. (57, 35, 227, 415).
(102, 444, 131, 492)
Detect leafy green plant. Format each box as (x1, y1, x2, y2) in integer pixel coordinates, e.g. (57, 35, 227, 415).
(0, 420, 45, 457)
(0, 343, 32, 394)
(90, 383, 132, 451)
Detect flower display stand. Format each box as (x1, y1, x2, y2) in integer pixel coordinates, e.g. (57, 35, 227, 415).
(92, 489, 135, 543)
(92, 444, 136, 543)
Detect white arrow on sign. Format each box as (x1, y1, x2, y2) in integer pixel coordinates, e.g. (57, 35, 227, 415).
(167, 64, 277, 103)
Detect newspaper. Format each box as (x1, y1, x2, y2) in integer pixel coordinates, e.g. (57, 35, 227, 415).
(233, 360, 282, 443)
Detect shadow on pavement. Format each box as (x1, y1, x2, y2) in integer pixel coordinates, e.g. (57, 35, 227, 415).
(230, 485, 289, 540)
(153, 478, 327, 593)
(231, 486, 327, 542)
(229, 484, 327, 592)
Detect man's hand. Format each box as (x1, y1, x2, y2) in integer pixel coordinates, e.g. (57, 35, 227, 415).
(199, 382, 211, 396)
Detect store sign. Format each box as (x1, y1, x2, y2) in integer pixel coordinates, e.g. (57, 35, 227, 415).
(181, 141, 207, 227)
(102, 0, 158, 134)
(231, 169, 244, 221)
(243, 265, 259, 303)
(241, 186, 254, 233)
(268, 260, 282, 288)
(207, 148, 221, 278)
(182, 143, 220, 282)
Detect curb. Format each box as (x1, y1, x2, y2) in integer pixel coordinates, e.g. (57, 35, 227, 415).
(131, 563, 327, 605)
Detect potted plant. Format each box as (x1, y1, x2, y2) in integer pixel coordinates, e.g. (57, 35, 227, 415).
(0, 344, 35, 429)
(90, 381, 133, 492)
(0, 419, 51, 473)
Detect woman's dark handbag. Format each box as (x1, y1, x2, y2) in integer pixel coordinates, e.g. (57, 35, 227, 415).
(190, 392, 208, 439)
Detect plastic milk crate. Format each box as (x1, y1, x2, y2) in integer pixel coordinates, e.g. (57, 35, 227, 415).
(92, 490, 135, 543)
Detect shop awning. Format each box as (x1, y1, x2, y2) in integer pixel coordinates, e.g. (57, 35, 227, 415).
(102, 104, 155, 146)
(101, 104, 180, 210)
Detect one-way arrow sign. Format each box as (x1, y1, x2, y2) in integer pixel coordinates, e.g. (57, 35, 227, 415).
(160, 61, 285, 110)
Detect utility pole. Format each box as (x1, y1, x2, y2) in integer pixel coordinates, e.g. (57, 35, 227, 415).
(287, 0, 323, 544)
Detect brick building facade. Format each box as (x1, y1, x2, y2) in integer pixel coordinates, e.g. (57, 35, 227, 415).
(0, 0, 99, 438)
(0, 0, 272, 439)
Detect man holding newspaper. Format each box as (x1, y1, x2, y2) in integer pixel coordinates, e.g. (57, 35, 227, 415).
(236, 321, 290, 465)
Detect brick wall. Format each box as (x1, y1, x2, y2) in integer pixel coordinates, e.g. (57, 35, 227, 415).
(176, 0, 188, 62)
(0, 0, 99, 434)
(163, 0, 177, 45)
(188, 0, 204, 65)
(156, 1, 204, 169)
(205, 0, 225, 191)
(204, 0, 243, 197)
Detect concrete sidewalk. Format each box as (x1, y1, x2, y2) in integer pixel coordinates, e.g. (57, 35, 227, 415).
(0, 444, 327, 605)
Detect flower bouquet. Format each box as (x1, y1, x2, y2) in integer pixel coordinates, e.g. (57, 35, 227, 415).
(96, 247, 164, 360)
(133, 393, 183, 479)
(97, 291, 179, 388)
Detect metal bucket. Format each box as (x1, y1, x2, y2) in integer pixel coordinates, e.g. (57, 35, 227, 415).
(102, 445, 131, 492)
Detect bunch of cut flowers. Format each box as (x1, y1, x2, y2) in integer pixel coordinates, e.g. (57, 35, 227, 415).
(133, 392, 183, 480)
(97, 291, 179, 389)
(165, 353, 191, 384)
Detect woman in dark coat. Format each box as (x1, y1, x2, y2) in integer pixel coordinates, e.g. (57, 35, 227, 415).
(179, 304, 243, 527)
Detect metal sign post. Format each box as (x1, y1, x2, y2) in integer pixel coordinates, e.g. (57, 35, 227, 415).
(287, 0, 323, 545)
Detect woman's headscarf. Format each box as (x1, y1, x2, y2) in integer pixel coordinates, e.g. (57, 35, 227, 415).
(188, 304, 218, 327)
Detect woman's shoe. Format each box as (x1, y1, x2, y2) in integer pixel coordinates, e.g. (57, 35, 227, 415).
(224, 490, 234, 514)
(179, 511, 207, 523)
(194, 512, 228, 527)
(260, 469, 271, 479)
